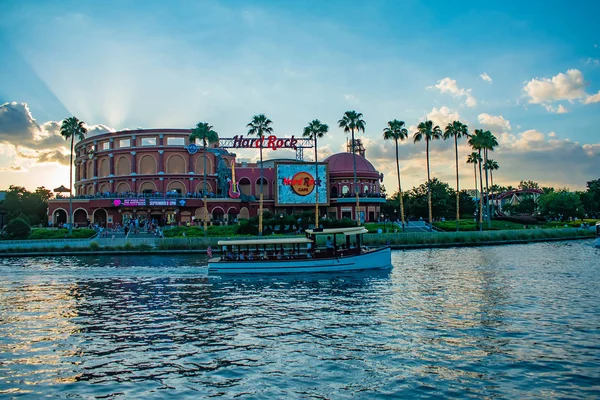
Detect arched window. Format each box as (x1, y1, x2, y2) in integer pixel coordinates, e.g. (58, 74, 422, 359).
(99, 158, 109, 177)
(166, 155, 186, 174)
(116, 156, 131, 176)
(342, 185, 350, 195)
(139, 155, 157, 175)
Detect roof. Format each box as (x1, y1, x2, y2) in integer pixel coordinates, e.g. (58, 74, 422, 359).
(53, 185, 70, 192)
(324, 152, 381, 179)
(218, 237, 313, 246)
(305, 227, 368, 236)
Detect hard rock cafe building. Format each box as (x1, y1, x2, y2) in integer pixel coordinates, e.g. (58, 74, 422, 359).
(47, 128, 386, 228)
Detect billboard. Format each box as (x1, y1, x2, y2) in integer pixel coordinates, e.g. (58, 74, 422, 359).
(275, 162, 329, 206)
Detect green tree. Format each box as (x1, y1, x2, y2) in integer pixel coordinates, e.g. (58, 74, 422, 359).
(383, 119, 408, 230)
(247, 114, 274, 236)
(338, 110, 366, 224)
(538, 190, 584, 221)
(405, 178, 454, 220)
(190, 122, 219, 236)
(443, 120, 469, 231)
(468, 130, 486, 230)
(485, 159, 499, 216)
(6, 217, 30, 239)
(303, 119, 329, 229)
(60, 116, 87, 235)
(519, 180, 540, 190)
(413, 120, 442, 226)
(584, 179, 600, 217)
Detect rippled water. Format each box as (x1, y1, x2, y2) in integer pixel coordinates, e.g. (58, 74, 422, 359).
(1, 241, 599, 399)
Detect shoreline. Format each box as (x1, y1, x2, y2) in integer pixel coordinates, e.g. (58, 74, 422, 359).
(0, 236, 594, 258)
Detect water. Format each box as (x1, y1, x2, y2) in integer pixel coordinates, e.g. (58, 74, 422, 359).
(0, 241, 599, 399)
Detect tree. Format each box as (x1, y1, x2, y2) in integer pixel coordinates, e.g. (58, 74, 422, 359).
(60, 116, 87, 235)
(383, 119, 408, 230)
(584, 179, 600, 217)
(519, 180, 540, 190)
(247, 114, 273, 236)
(190, 122, 219, 236)
(468, 130, 486, 231)
(538, 190, 584, 221)
(480, 130, 498, 227)
(485, 159, 499, 216)
(405, 178, 454, 221)
(338, 110, 366, 224)
(6, 217, 30, 239)
(443, 120, 469, 231)
(413, 120, 442, 226)
(302, 119, 329, 229)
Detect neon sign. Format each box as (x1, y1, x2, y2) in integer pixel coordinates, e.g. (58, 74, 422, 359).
(282, 173, 322, 196)
(231, 135, 299, 150)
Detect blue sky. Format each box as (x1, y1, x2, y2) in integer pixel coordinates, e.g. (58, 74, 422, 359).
(0, 0, 598, 193)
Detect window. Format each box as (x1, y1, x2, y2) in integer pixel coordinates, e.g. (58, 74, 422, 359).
(119, 139, 131, 148)
(167, 137, 185, 146)
(141, 137, 156, 146)
(102, 142, 110, 150)
(364, 185, 369, 193)
(342, 185, 349, 195)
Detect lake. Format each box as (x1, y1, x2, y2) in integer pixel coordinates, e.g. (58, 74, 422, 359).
(0, 240, 598, 398)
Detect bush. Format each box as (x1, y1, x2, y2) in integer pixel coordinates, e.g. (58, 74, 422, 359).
(6, 218, 31, 239)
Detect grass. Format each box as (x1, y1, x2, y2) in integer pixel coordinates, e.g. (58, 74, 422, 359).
(28, 228, 97, 240)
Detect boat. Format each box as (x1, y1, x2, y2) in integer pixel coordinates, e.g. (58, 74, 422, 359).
(596, 222, 600, 248)
(208, 226, 392, 274)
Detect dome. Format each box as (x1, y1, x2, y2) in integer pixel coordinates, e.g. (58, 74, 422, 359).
(324, 152, 381, 179)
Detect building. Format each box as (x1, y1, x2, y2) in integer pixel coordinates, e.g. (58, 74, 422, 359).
(47, 128, 386, 227)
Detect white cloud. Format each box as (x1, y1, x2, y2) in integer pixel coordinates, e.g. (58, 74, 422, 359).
(544, 104, 568, 113)
(585, 58, 600, 66)
(480, 72, 492, 83)
(584, 90, 600, 104)
(429, 77, 476, 107)
(477, 113, 511, 131)
(523, 69, 586, 104)
(426, 106, 461, 129)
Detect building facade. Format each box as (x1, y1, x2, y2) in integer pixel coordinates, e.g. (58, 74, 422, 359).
(48, 129, 386, 227)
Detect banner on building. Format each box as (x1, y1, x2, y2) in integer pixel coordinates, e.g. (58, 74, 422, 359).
(275, 162, 329, 206)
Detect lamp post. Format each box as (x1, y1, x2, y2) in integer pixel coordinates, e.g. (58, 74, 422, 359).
(280, 213, 284, 233)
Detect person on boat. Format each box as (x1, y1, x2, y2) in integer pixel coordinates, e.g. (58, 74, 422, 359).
(240, 252, 245, 261)
(326, 236, 334, 249)
(248, 252, 255, 260)
(277, 250, 284, 260)
(226, 250, 234, 260)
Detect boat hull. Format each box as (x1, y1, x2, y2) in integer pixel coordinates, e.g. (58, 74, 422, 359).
(208, 246, 392, 274)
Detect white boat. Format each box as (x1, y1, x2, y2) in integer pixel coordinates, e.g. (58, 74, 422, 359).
(208, 226, 392, 274)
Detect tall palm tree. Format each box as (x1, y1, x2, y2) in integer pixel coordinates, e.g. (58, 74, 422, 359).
(485, 159, 499, 218)
(467, 151, 482, 226)
(60, 117, 87, 236)
(247, 114, 273, 236)
(443, 121, 469, 231)
(303, 119, 329, 229)
(413, 120, 442, 228)
(189, 122, 219, 236)
(382, 119, 408, 231)
(481, 131, 498, 227)
(338, 110, 366, 224)
(469, 130, 486, 231)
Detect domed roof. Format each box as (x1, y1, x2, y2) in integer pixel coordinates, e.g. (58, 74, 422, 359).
(324, 152, 381, 179)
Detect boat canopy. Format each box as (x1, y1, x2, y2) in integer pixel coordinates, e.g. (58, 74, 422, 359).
(218, 237, 313, 246)
(305, 227, 368, 236)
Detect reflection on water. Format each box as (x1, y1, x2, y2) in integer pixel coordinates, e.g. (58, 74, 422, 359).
(0, 241, 599, 398)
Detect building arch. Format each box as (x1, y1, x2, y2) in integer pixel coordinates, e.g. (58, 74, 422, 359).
(116, 181, 131, 194)
(212, 206, 225, 223)
(239, 207, 250, 220)
(254, 177, 269, 197)
(238, 177, 252, 196)
(166, 180, 186, 194)
(93, 208, 108, 227)
(87, 185, 95, 195)
(331, 185, 338, 198)
(227, 207, 238, 223)
(166, 154, 186, 174)
(139, 181, 157, 193)
(195, 207, 209, 222)
(98, 183, 110, 193)
(116, 156, 131, 176)
(86, 160, 93, 179)
(139, 154, 157, 175)
(99, 158, 109, 177)
(73, 208, 88, 225)
(53, 208, 68, 225)
(195, 156, 213, 175)
(195, 181, 213, 194)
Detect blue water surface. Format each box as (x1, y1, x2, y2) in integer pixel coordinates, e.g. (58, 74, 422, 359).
(0, 240, 599, 399)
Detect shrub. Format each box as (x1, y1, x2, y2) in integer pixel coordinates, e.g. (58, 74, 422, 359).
(6, 218, 31, 239)
(89, 242, 100, 251)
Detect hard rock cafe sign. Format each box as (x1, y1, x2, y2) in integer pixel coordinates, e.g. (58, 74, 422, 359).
(231, 135, 299, 150)
(282, 172, 319, 196)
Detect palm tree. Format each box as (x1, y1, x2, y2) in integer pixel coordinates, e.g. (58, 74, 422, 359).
(60, 116, 87, 236)
(189, 122, 219, 236)
(443, 121, 469, 231)
(469, 130, 486, 231)
(338, 110, 366, 224)
(466, 151, 482, 226)
(303, 120, 329, 229)
(481, 131, 498, 227)
(413, 120, 442, 228)
(485, 159, 499, 217)
(382, 119, 408, 231)
(247, 114, 273, 236)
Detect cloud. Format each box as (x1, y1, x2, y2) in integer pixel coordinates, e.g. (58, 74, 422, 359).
(429, 78, 476, 107)
(478, 113, 511, 131)
(480, 73, 492, 83)
(0, 101, 113, 166)
(584, 90, 600, 104)
(544, 104, 568, 113)
(522, 69, 590, 108)
(0, 165, 24, 172)
(585, 58, 600, 67)
(426, 106, 461, 129)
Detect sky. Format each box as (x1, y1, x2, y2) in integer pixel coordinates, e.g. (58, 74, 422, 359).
(0, 0, 598, 195)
